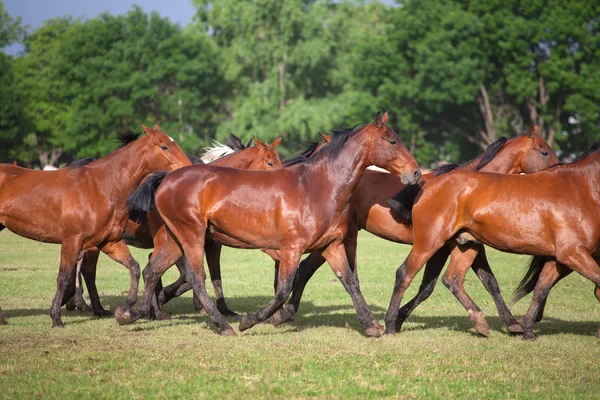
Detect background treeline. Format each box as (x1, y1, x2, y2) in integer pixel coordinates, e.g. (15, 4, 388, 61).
(1, 0, 599, 168)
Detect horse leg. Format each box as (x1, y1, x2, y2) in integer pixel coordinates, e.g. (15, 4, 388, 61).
(50, 236, 84, 327)
(239, 250, 301, 333)
(440, 245, 491, 337)
(158, 256, 191, 306)
(468, 247, 522, 333)
(77, 248, 112, 317)
(395, 246, 450, 332)
(272, 252, 326, 326)
(384, 243, 441, 335)
(176, 225, 235, 336)
(521, 261, 571, 341)
(205, 239, 236, 316)
(530, 260, 572, 323)
(322, 241, 383, 337)
(99, 240, 140, 308)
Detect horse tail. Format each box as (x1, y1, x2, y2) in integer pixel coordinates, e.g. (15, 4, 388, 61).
(511, 256, 546, 305)
(387, 163, 459, 223)
(128, 172, 168, 222)
(387, 183, 422, 223)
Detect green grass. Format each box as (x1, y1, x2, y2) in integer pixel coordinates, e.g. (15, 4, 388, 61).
(0, 230, 599, 399)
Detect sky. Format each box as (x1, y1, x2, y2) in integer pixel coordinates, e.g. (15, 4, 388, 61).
(4, 0, 198, 55)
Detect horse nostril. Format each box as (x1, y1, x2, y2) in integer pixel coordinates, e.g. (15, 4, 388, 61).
(414, 169, 421, 180)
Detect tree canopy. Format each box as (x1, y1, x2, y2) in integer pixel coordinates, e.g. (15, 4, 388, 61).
(1, 0, 598, 167)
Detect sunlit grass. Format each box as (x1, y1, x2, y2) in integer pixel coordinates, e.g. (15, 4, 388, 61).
(1, 230, 598, 398)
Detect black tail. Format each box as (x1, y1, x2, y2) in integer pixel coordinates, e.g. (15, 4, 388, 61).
(387, 163, 459, 223)
(387, 183, 423, 223)
(128, 172, 168, 223)
(511, 256, 546, 305)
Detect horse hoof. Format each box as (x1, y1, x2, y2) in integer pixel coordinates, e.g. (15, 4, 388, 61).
(507, 323, 524, 334)
(475, 323, 490, 338)
(94, 309, 114, 318)
(196, 308, 208, 316)
(219, 327, 237, 336)
(77, 302, 93, 313)
(114, 305, 133, 325)
(154, 311, 171, 321)
(222, 310, 238, 317)
(384, 327, 397, 336)
(522, 332, 537, 342)
(364, 325, 383, 338)
(239, 313, 258, 331)
(51, 321, 65, 328)
(272, 309, 292, 327)
(65, 298, 76, 311)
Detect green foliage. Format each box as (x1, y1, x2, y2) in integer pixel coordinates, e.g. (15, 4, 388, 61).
(1, 0, 599, 165)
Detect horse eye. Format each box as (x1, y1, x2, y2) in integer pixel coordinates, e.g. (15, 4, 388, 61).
(389, 139, 397, 145)
(161, 145, 168, 150)
(267, 161, 274, 167)
(541, 151, 548, 156)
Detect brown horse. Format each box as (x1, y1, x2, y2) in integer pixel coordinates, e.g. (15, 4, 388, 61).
(121, 112, 420, 336)
(67, 134, 283, 317)
(0, 126, 191, 327)
(273, 126, 558, 336)
(157, 136, 327, 315)
(384, 139, 600, 340)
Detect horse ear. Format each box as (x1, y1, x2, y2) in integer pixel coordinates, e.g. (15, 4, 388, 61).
(246, 138, 254, 148)
(319, 132, 331, 142)
(254, 137, 267, 149)
(381, 112, 389, 125)
(527, 124, 539, 138)
(153, 124, 161, 132)
(141, 125, 155, 136)
(374, 111, 382, 128)
(270, 136, 282, 148)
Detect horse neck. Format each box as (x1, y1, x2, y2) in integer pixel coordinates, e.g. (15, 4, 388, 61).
(311, 130, 372, 207)
(210, 149, 254, 169)
(88, 139, 151, 201)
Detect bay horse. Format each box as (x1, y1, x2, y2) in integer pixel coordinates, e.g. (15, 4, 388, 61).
(67, 134, 283, 317)
(157, 136, 325, 315)
(121, 112, 420, 336)
(384, 139, 600, 340)
(273, 126, 558, 337)
(0, 125, 191, 327)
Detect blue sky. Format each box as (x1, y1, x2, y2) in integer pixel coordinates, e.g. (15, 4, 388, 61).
(4, 0, 396, 55)
(4, 0, 197, 55)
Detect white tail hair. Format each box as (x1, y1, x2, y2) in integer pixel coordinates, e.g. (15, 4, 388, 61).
(200, 139, 236, 163)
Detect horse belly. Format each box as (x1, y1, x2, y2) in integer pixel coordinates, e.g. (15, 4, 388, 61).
(364, 205, 412, 244)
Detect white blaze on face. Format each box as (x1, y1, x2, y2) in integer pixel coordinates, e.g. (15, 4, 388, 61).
(168, 136, 175, 142)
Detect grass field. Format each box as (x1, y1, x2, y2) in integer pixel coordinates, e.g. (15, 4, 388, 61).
(0, 229, 599, 398)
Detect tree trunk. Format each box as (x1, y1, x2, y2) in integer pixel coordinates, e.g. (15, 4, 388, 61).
(279, 55, 287, 111)
(476, 83, 496, 145)
(38, 147, 63, 169)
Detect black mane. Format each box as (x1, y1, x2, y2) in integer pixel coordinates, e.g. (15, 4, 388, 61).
(473, 137, 507, 170)
(117, 130, 141, 148)
(283, 142, 319, 167)
(65, 157, 96, 169)
(225, 133, 247, 152)
(572, 139, 600, 163)
(328, 124, 364, 159)
(186, 153, 204, 165)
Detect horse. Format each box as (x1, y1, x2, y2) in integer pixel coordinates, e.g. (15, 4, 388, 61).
(121, 112, 420, 336)
(157, 136, 326, 315)
(384, 139, 600, 340)
(66, 134, 283, 317)
(273, 125, 558, 337)
(0, 125, 191, 327)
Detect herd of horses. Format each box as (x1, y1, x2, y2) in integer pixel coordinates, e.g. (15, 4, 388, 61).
(0, 112, 598, 341)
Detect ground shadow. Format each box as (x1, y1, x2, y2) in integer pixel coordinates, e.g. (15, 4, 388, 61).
(2, 294, 597, 338)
